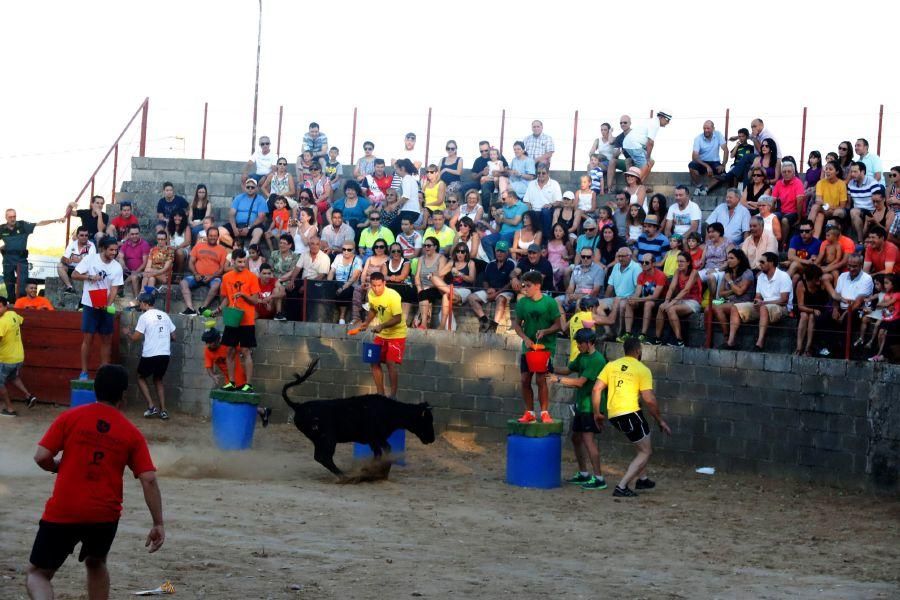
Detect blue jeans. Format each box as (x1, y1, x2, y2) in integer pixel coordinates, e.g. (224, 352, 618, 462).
(626, 146, 647, 167)
(481, 231, 515, 260)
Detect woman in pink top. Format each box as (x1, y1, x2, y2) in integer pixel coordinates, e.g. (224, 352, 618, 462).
(653, 251, 702, 347)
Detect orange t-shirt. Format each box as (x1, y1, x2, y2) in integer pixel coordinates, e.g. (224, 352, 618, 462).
(203, 345, 247, 386)
(272, 208, 290, 231)
(190, 242, 228, 277)
(14, 296, 55, 310)
(220, 269, 260, 326)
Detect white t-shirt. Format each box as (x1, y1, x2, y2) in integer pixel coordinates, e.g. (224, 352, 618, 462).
(74, 253, 125, 308)
(400, 174, 421, 214)
(63, 240, 96, 260)
(250, 150, 276, 177)
(624, 119, 660, 150)
(135, 308, 176, 357)
(523, 179, 562, 210)
(756, 268, 794, 309)
(665, 201, 703, 236)
(394, 148, 422, 170)
(835, 271, 874, 309)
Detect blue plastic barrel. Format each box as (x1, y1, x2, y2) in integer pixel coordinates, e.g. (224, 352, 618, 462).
(362, 342, 382, 364)
(211, 399, 257, 450)
(70, 380, 96, 409)
(353, 429, 406, 466)
(506, 434, 562, 489)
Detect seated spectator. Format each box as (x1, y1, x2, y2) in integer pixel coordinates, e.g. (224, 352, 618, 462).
(863, 226, 898, 275)
(431, 242, 476, 329)
(596, 225, 626, 273)
(323, 146, 343, 191)
(256, 263, 287, 321)
(624, 111, 671, 180)
(117, 224, 151, 298)
(698, 222, 733, 291)
(365, 158, 393, 205)
(623, 253, 668, 341)
(379, 188, 403, 233)
(595, 206, 615, 231)
(866, 190, 894, 240)
(14, 282, 54, 311)
(685, 232, 704, 271)
(356, 212, 394, 260)
(155, 183, 189, 232)
(470, 241, 516, 333)
(458, 189, 485, 226)
(523, 120, 555, 167)
(454, 216, 487, 270)
(599, 248, 640, 338)
(225, 179, 267, 247)
(500, 141, 537, 202)
(771, 161, 805, 243)
(606, 115, 633, 187)
(757, 196, 782, 244)
(855, 138, 883, 183)
(664, 186, 701, 238)
(179, 227, 228, 315)
(332, 180, 371, 233)
(861, 274, 899, 362)
(414, 237, 448, 329)
(830, 254, 874, 347)
(320, 208, 355, 259)
(296, 188, 315, 222)
(689, 120, 728, 196)
(709, 127, 754, 194)
(662, 234, 684, 278)
(652, 251, 702, 346)
(271, 234, 299, 296)
(724, 252, 793, 351)
(556, 248, 605, 331)
(167, 209, 192, 273)
(510, 211, 542, 261)
(66, 195, 108, 244)
(588, 122, 615, 173)
(265, 195, 292, 252)
(354, 141, 376, 183)
(307, 162, 334, 227)
(141, 230, 174, 292)
(741, 216, 778, 268)
(423, 210, 456, 256)
(290, 207, 319, 256)
(815, 225, 849, 284)
(711, 249, 755, 349)
(303, 122, 329, 162)
(644, 192, 668, 224)
(635, 215, 668, 268)
(625, 204, 646, 247)
(384, 241, 416, 324)
(242, 136, 276, 185)
(741, 167, 771, 214)
(438, 140, 464, 194)
(396, 216, 423, 259)
(482, 190, 528, 260)
(809, 162, 849, 238)
(262, 158, 295, 213)
(575, 217, 602, 261)
(554, 192, 583, 242)
(522, 163, 562, 239)
(751, 138, 781, 186)
(422, 164, 447, 212)
(803, 151, 824, 201)
(849, 161, 883, 242)
(108, 201, 139, 241)
(795, 264, 834, 356)
(292, 236, 331, 283)
(57, 226, 96, 294)
(327, 240, 363, 325)
(610, 190, 629, 235)
(247, 244, 264, 274)
(510, 244, 555, 294)
(463, 142, 505, 204)
(707, 188, 750, 246)
(187, 185, 211, 239)
(785, 219, 822, 281)
(623, 167, 647, 208)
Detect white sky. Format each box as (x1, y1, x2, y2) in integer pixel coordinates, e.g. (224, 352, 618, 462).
(2, 0, 898, 250)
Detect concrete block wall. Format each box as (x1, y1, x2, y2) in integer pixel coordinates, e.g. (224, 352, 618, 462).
(138, 315, 899, 492)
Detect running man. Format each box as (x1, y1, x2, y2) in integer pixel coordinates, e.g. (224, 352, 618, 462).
(591, 337, 671, 497)
(25, 364, 165, 599)
(120, 292, 176, 420)
(548, 327, 607, 490)
(511, 270, 560, 423)
(0, 295, 38, 415)
(359, 272, 407, 398)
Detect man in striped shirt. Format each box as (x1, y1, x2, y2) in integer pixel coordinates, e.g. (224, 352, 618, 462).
(849, 161, 884, 242)
(523, 120, 555, 167)
(635, 215, 668, 267)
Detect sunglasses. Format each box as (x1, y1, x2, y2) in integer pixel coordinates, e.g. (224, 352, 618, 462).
(581, 255, 593, 259)
(427, 170, 437, 174)
(585, 227, 596, 232)
(641, 261, 652, 265)
(260, 142, 270, 146)
(537, 171, 548, 175)
(448, 200, 458, 204)
(373, 245, 386, 250)
(423, 244, 436, 248)
(620, 121, 629, 125)
(446, 147, 457, 151)
(342, 248, 354, 252)
(390, 249, 402, 254)
(277, 162, 287, 166)
(751, 173, 764, 177)
(246, 185, 257, 189)
(799, 229, 812, 234)
(370, 217, 381, 221)
(364, 146, 374, 151)
(455, 249, 467, 254)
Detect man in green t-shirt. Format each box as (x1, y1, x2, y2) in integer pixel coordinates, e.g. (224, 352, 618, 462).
(549, 328, 607, 489)
(511, 270, 560, 423)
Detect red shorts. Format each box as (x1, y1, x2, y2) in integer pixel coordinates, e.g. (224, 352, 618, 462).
(374, 336, 406, 364)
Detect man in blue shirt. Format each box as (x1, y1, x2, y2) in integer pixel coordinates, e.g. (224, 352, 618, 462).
(785, 219, 822, 281)
(634, 215, 668, 267)
(689, 121, 728, 196)
(706, 188, 751, 245)
(155, 182, 189, 232)
(225, 179, 267, 246)
(302, 122, 328, 162)
(600, 248, 641, 338)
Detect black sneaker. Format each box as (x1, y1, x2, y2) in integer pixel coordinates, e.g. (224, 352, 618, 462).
(477, 317, 489, 333)
(274, 312, 287, 321)
(63, 286, 76, 295)
(180, 307, 197, 316)
(612, 485, 638, 498)
(26, 395, 37, 409)
(750, 344, 764, 353)
(667, 339, 685, 348)
(486, 320, 499, 333)
(647, 336, 662, 346)
(260, 407, 272, 428)
(635, 477, 656, 490)
(717, 342, 736, 350)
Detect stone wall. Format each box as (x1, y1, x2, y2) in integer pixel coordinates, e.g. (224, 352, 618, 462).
(124, 315, 899, 492)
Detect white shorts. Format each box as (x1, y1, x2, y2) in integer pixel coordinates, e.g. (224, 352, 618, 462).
(472, 290, 513, 303)
(453, 288, 472, 302)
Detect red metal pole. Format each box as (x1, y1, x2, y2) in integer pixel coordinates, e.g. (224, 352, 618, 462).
(424, 107, 433, 168)
(65, 214, 71, 248)
(111, 144, 118, 204)
(201, 102, 208, 160)
(276, 105, 284, 156)
(165, 274, 173, 313)
(499, 109, 506, 157)
(90, 177, 95, 201)
(350, 107, 358, 165)
(570, 110, 579, 171)
(139, 98, 149, 157)
(877, 104, 884, 156)
(649, 109, 654, 118)
(800, 107, 808, 173)
(724, 108, 730, 141)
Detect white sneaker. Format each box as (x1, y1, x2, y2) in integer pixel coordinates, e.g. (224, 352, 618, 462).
(697, 185, 708, 196)
(338, 318, 346, 325)
(362, 302, 370, 311)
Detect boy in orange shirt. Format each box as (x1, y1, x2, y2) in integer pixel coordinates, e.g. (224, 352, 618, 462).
(201, 328, 246, 387)
(14, 283, 55, 311)
(265, 196, 291, 252)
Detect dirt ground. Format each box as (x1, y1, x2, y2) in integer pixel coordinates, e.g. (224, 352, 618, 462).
(1, 404, 898, 600)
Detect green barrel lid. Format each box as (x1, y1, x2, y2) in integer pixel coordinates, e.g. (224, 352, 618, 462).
(70, 380, 95, 390)
(506, 419, 563, 437)
(209, 389, 260, 405)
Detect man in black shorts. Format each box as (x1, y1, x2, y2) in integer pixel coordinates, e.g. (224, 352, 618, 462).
(121, 292, 177, 420)
(26, 364, 165, 599)
(592, 337, 671, 497)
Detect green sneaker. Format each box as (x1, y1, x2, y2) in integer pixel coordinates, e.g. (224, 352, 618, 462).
(221, 382, 236, 391)
(581, 476, 608, 490)
(615, 333, 630, 343)
(637, 334, 647, 342)
(566, 472, 593, 485)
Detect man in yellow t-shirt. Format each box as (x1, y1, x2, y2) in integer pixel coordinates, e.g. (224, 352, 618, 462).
(0, 297, 38, 416)
(592, 337, 671, 497)
(360, 272, 407, 398)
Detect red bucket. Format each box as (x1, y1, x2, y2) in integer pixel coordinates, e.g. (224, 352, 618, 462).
(525, 349, 551, 373)
(88, 288, 108, 308)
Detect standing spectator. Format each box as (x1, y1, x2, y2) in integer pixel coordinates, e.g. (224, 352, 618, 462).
(809, 162, 849, 238)
(864, 274, 900, 362)
(226, 179, 267, 247)
(154, 183, 189, 232)
(863, 227, 898, 275)
(653, 251, 702, 346)
(117, 225, 151, 299)
(795, 264, 834, 356)
(624, 111, 671, 180)
(120, 292, 176, 420)
(15, 282, 54, 311)
(707, 188, 751, 245)
(438, 140, 464, 193)
(57, 226, 96, 294)
(394, 159, 421, 231)
(771, 161, 806, 243)
(689, 120, 728, 195)
(66, 196, 108, 244)
(664, 185, 701, 237)
(320, 209, 356, 259)
(741, 216, 778, 267)
(601, 249, 641, 339)
(179, 228, 228, 315)
(849, 161, 882, 242)
(511, 270, 560, 424)
(463, 141, 508, 207)
(323, 146, 343, 191)
(359, 272, 408, 398)
(855, 138, 883, 183)
(0, 296, 38, 415)
(502, 141, 536, 202)
(354, 141, 376, 182)
(523, 163, 563, 239)
(262, 159, 296, 212)
(469, 241, 516, 333)
(523, 120, 555, 167)
(242, 135, 275, 185)
(785, 220, 822, 281)
(23, 364, 165, 599)
(635, 215, 668, 267)
(72, 236, 124, 379)
(141, 230, 174, 292)
(302, 122, 328, 161)
(107, 201, 139, 240)
(724, 252, 792, 351)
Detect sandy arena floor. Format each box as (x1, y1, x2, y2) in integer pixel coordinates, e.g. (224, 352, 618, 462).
(1, 404, 898, 600)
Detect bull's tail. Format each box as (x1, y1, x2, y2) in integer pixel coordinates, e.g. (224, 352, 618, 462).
(282, 357, 320, 412)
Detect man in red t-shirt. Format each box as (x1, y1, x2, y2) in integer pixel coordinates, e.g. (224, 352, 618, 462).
(864, 227, 899, 275)
(108, 201, 140, 240)
(26, 364, 165, 599)
(255, 263, 286, 320)
(624, 253, 669, 339)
